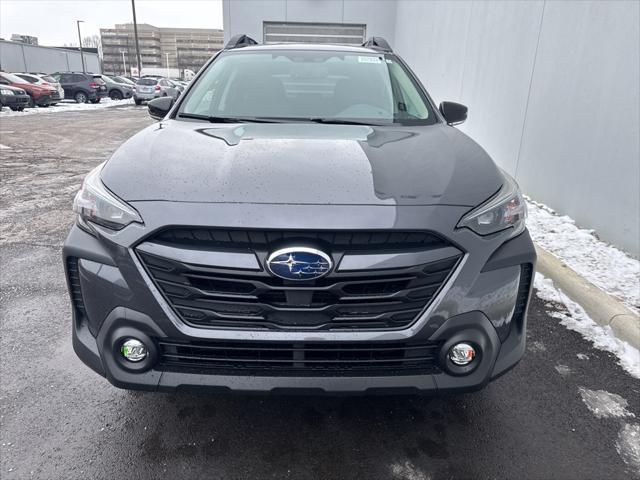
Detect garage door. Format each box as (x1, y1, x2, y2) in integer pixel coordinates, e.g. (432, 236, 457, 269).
(263, 22, 366, 46)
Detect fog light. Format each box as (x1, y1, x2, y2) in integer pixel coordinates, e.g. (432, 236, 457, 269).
(120, 339, 147, 362)
(449, 343, 476, 366)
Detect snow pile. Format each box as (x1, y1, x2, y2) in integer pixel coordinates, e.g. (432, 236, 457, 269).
(617, 423, 640, 474)
(578, 387, 635, 419)
(0, 97, 134, 116)
(526, 198, 639, 313)
(534, 273, 640, 378)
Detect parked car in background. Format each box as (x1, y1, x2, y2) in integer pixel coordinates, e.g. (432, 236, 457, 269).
(0, 72, 57, 107)
(0, 84, 30, 111)
(111, 76, 136, 87)
(123, 76, 139, 84)
(168, 79, 184, 94)
(133, 76, 180, 105)
(20, 73, 65, 103)
(100, 75, 134, 100)
(51, 72, 107, 103)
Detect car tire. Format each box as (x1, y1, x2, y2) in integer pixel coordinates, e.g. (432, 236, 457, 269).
(74, 91, 88, 103)
(41, 104, 50, 108)
(109, 90, 123, 100)
(90, 99, 101, 104)
(134, 99, 142, 106)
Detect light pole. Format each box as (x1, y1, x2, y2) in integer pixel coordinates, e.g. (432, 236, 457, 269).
(76, 20, 86, 73)
(165, 52, 170, 78)
(131, 0, 142, 76)
(121, 50, 127, 75)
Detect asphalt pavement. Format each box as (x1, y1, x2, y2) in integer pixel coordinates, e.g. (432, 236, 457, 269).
(1, 105, 638, 479)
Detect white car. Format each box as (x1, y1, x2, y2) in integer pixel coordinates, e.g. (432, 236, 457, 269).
(16, 73, 64, 103)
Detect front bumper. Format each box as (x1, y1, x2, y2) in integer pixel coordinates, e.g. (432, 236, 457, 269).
(34, 93, 52, 106)
(63, 203, 536, 394)
(1, 94, 30, 107)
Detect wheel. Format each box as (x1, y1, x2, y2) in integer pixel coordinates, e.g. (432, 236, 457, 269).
(90, 99, 100, 104)
(134, 99, 142, 106)
(74, 91, 88, 103)
(109, 90, 123, 100)
(10, 106, 20, 111)
(41, 104, 50, 108)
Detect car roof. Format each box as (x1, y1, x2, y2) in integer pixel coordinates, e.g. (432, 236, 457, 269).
(226, 43, 389, 55)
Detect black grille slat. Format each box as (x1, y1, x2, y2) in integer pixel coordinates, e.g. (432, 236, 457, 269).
(138, 229, 461, 331)
(157, 340, 442, 376)
(153, 228, 448, 251)
(66, 257, 86, 314)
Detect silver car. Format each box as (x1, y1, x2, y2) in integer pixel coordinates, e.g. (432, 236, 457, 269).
(133, 76, 179, 105)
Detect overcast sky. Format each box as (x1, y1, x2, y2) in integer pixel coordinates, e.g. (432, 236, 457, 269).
(0, 0, 223, 46)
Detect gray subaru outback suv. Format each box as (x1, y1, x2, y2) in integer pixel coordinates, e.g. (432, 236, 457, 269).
(64, 36, 535, 394)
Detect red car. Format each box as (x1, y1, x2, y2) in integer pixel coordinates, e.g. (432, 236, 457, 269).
(0, 72, 59, 107)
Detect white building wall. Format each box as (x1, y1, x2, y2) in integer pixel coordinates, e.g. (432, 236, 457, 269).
(0, 40, 101, 73)
(221, 0, 639, 256)
(222, 0, 397, 44)
(395, 0, 639, 256)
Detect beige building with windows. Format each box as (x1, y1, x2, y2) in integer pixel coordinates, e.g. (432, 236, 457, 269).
(100, 23, 223, 77)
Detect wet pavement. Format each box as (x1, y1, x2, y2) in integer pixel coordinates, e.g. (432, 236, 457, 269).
(1, 106, 639, 479)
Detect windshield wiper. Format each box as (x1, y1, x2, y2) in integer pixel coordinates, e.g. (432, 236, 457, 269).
(177, 113, 282, 123)
(307, 118, 389, 126)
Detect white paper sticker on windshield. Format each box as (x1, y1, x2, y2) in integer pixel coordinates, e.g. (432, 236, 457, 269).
(358, 56, 382, 64)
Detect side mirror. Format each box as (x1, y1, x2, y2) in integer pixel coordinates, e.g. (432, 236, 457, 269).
(148, 96, 174, 120)
(439, 101, 468, 126)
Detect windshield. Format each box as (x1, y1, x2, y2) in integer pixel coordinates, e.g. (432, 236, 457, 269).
(178, 50, 436, 125)
(113, 76, 134, 85)
(138, 78, 158, 86)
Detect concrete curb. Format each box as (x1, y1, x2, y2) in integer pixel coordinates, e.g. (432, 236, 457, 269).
(535, 245, 640, 350)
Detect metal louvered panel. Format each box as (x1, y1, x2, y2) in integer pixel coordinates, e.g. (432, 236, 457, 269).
(263, 22, 366, 46)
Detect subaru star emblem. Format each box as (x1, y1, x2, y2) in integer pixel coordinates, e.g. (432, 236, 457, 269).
(266, 247, 333, 281)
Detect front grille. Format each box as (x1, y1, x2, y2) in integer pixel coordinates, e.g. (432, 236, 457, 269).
(138, 228, 461, 331)
(157, 340, 442, 376)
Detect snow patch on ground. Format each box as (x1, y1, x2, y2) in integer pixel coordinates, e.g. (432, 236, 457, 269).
(578, 387, 635, 419)
(389, 461, 430, 480)
(0, 98, 134, 116)
(555, 364, 572, 376)
(616, 423, 640, 474)
(534, 273, 640, 378)
(526, 198, 640, 313)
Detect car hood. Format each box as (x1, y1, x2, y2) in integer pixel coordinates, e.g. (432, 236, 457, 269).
(101, 120, 503, 207)
(1, 85, 28, 94)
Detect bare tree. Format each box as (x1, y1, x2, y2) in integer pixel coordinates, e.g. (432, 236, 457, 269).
(82, 35, 101, 48)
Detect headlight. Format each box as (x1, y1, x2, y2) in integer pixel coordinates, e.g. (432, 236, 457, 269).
(73, 164, 143, 231)
(457, 170, 527, 236)
(1, 89, 14, 95)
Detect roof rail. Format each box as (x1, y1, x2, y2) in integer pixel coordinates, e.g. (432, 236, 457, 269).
(225, 34, 259, 50)
(362, 37, 392, 53)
